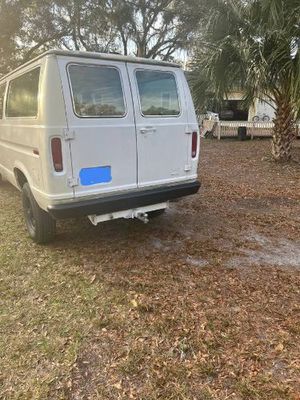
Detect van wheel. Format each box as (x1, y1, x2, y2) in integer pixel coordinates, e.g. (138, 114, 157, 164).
(148, 209, 166, 219)
(22, 183, 56, 244)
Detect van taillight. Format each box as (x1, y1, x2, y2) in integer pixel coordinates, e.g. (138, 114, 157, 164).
(192, 132, 198, 158)
(51, 138, 63, 172)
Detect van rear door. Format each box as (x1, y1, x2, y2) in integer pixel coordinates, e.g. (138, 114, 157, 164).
(127, 63, 197, 188)
(58, 57, 137, 198)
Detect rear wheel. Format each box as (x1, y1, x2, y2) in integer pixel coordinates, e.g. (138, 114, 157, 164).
(22, 183, 56, 244)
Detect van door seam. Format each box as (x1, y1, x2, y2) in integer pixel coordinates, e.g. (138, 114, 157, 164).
(181, 70, 192, 166)
(125, 62, 139, 188)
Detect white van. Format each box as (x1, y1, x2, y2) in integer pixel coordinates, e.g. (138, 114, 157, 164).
(0, 50, 200, 243)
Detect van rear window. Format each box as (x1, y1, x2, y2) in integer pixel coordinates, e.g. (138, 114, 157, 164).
(68, 65, 126, 118)
(136, 70, 180, 116)
(6, 68, 40, 118)
(0, 84, 5, 119)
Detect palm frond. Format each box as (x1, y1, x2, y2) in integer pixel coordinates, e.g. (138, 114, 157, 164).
(190, 0, 300, 115)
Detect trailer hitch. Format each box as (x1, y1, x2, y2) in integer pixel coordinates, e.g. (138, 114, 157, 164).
(134, 211, 149, 224)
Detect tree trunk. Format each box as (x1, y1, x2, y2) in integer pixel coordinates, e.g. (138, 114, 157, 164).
(271, 97, 296, 162)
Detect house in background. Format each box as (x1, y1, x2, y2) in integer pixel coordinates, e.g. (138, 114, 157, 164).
(201, 91, 277, 138)
(218, 91, 275, 122)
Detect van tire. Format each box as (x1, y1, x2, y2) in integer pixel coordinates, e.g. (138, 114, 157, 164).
(148, 209, 166, 219)
(22, 183, 56, 244)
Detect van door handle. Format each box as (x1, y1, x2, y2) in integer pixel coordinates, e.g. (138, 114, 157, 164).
(140, 127, 156, 134)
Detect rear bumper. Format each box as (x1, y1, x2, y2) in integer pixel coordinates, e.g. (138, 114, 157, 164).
(48, 180, 201, 219)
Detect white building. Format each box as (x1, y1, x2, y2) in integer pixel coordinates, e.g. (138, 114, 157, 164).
(219, 91, 275, 122)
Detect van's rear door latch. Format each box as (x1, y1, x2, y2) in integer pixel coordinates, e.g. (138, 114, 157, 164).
(63, 129, 75, 141)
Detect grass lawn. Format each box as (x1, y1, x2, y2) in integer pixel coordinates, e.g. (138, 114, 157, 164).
(1, 139, 300, 400)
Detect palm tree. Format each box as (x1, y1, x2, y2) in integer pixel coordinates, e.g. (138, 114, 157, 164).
(191, 0, 300, 162)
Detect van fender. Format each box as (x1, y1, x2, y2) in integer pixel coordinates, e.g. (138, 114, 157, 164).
(13, 161, 34, 189)
(13, 162, 47, 211)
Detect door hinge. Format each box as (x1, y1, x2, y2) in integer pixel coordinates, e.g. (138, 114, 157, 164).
(184, 165, 192, 172)
(67, 177, 79, 187)
(63, 129, 75, 141)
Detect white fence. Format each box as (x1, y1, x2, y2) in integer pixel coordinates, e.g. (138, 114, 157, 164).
(201, 119, 300, 139)
(216, 121, 274, 139)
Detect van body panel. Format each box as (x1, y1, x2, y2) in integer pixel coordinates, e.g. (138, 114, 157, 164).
(0, 60, 44, 199)
(0, 55, 74, 211)
(38, 55, 73, 207)
(126, 63, 198, 188)
(181, 73, 200, 178)
(57, 55, 138, 199)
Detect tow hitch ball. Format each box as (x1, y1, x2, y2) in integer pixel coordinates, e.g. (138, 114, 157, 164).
(135, 211, 149, 224)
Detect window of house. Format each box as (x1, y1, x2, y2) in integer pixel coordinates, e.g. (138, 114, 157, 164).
(219, 100, 249, 121)
(68, 65, 126, 117)
(136, 70, 180, 116)
(6, 68, 40, 118)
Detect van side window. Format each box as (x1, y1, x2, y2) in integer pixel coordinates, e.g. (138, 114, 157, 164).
(136, 70, 180, 116)
(0, 84, 5, 119)
(6, 68, 40, 118)
(68, 65, 126, 118)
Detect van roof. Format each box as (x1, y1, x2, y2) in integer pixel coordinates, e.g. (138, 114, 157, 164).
(48, 50, 181, 68)
(0, 50, 181, 82)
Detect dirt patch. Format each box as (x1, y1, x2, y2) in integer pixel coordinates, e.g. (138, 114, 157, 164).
(227, 230, 300, 269)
